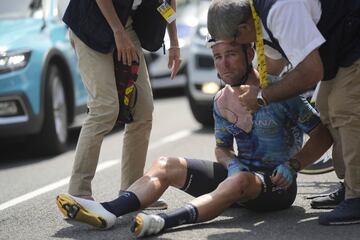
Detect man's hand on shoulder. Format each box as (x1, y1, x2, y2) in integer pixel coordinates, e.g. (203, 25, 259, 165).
(238, 85, 261, 113)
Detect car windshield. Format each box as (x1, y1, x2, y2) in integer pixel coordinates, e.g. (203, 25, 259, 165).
(0, 0, 43, 19)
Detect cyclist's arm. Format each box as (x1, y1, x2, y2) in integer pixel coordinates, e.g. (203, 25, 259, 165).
(215, 146, 236, 169)
(213, 97, 236, 168)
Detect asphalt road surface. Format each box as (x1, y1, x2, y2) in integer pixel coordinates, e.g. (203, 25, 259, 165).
(0, 93, 358, 240)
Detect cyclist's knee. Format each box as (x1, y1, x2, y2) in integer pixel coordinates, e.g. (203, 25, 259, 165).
(218, 173, 251, 200)
(148, 156, 186, 185)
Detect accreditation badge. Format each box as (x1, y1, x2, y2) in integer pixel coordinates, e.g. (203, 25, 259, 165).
(157, 1, 176, 24)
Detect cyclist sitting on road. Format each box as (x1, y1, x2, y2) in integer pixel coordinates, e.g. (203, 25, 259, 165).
(55, 40, 333, 238)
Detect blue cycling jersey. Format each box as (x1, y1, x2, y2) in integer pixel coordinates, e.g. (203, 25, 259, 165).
(214, 78, 320, 170)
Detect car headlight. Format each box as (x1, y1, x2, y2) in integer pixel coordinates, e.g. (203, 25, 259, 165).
(0, 50, 32, 74)
(194, 25, 209, 47)
(201, 82, 220, 94)
(197, 25, 208, 39)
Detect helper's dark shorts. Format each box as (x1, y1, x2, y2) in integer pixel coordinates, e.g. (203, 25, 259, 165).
(180, 158, 297, 212)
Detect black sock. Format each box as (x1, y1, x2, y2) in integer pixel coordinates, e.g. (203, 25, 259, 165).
(101, 191, 140, 217)
(159, 203, 199, 229)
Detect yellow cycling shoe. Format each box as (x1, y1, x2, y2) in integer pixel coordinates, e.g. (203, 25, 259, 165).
(56, 193, 116, 229)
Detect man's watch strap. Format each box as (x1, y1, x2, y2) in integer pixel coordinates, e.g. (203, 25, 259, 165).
(257, 89, 268, 107)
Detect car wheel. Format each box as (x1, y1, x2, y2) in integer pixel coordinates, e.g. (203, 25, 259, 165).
(35, 64, 68, 155)
(186, 81, 214, 127)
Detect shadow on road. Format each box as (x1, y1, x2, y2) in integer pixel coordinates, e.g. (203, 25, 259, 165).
(160, 201, 356, 239)
(51, 182, 349, 240)
(52, 192, 358, 240)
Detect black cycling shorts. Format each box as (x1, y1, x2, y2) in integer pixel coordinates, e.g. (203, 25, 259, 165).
(180, 158, 297, 212)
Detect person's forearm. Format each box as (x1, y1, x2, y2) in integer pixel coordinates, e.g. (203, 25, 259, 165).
(166, 0, 179, 47)
(96, 0, 125, 34)
(293, 123, 333, 170)
(167, 23, 178, 47)
(215, 146, 236, 168)
(262, 49, 323, 103)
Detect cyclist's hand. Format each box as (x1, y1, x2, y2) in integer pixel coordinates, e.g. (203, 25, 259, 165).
(271, 163, 296, 189)
(114, 30, 138, 65)
(227, 159, 249, 177)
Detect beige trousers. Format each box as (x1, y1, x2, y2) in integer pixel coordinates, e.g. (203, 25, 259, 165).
(68, 18, 153, 197)
(316, 59, 360, 199)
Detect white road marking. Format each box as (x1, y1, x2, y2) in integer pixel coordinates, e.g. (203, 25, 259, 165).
(148, 129, 192, 150)
(297, 217, 319, 223)
(0, 129, 193, 211)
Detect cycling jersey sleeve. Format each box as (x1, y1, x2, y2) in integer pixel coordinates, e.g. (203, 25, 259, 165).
(283, 96, 321, 134)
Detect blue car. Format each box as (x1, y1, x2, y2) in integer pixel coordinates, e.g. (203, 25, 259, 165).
(0, 0, 87, 155)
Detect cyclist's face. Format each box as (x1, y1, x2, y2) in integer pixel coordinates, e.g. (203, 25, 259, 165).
(212, 42, 248, 86)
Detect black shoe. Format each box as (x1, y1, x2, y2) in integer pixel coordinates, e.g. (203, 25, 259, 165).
(318, 198, 360, 225)
(310, 182, 345, 209)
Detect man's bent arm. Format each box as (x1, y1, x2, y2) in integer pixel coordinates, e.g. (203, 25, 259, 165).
(263, 49, 323, 103)
(292, 123, 333, 171)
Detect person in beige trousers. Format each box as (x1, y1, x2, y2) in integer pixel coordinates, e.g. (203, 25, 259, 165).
(65, 0, 181, 209)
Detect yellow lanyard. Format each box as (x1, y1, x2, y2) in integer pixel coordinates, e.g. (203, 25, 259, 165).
(248, 0, 268, 88)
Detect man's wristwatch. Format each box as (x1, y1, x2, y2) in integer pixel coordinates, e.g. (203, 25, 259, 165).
(257, 89, 268, 107)
(288, 158, 301, 172)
